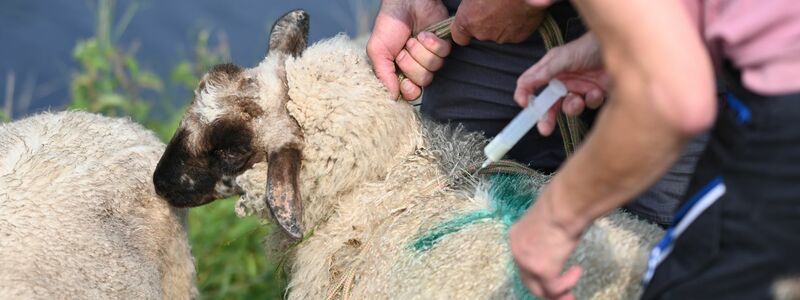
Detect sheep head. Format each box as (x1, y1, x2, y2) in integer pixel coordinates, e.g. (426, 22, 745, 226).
(153, 9, 309, 239)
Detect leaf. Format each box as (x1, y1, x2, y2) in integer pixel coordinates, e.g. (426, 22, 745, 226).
(135, 70, 163, 91)
(96, 93, 129, 111)
(170, 61, 199, 89)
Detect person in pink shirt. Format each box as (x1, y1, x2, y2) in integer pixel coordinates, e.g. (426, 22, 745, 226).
(509, 0, 800, 299)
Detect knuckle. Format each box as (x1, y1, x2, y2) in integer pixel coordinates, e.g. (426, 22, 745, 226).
(420, 72, 434, 86)
(427, 58, 444, 71)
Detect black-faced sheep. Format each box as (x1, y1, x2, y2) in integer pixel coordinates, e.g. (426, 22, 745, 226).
(1, 111, 196, 299)
(153, 10, 664, 299)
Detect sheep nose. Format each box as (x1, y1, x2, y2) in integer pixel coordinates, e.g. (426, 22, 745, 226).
(153, 168, 183, 197)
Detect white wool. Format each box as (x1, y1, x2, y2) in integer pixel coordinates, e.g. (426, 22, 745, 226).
(194, 82, 226, 124)
(0, 111, 197, 299)
(234, 35, 664, 299)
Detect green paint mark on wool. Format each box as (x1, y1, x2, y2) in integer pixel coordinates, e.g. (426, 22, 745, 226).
(410, 173, 545, 299)
(487, 173, 541, 226)
(490, 174, 543, 300)
(411, 210, 494, 251)
(411, 173, 541, 251)
(411, 174, 540, 252)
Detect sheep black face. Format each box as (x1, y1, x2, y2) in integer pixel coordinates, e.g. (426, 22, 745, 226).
(153, 9, 309, 239)
(153, 63, 264, 207)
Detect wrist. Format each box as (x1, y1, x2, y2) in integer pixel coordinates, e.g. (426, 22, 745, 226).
(538, 177, 594, 238)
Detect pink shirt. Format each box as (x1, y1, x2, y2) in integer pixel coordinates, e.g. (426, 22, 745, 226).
(682, 0, 800, 95)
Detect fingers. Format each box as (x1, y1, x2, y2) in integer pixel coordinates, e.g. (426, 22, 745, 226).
(585, 88, 605, 109)
(543, 266, 582, 298)
(396, 49, 433, 86)
(515, 51, 560, 107)
(397, 32, 450, 86)
(537, 102, 559, 136)
(451, 12, 473, 46)
(400, 78, 422, 100)
(562, 93, 586, 116)
(520, 265, 581, 300)
(515, 67, 550, 107)
(394, 32, 451, 101)
(415, 31, 451, 58)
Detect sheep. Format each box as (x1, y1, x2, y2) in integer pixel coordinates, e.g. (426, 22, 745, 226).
(153, 9, 664, 299)
(0, 111, 197, 299)
(773, 277, 800, 300)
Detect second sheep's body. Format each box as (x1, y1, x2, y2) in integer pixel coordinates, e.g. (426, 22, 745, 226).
(0, 111, 196, 299)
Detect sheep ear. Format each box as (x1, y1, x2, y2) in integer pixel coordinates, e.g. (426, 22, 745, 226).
(265, 147, 304, 239)
(267, 10, 309, 58)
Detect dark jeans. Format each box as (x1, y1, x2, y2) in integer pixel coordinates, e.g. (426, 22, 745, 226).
(641, 65, 800, 299)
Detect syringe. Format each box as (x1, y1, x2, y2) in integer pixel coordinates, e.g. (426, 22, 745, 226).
(481, 79, 568, 168)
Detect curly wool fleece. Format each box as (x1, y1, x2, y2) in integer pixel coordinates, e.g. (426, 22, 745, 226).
(0, 111, 196, 299)
(234, 35, 664, 299)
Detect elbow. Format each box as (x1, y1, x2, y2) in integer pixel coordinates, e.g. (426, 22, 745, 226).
(651, 82, 717, 137)
(678, 98, 716, 135)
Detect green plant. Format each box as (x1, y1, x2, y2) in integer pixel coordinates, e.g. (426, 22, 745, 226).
(70, 0, 158, 122)
(68, 1, 286, 298)
(189, 199, 286, 299)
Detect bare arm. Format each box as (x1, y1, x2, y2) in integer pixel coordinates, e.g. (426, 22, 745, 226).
(551, 0, 716, 232)
(510, 0, 716, 298)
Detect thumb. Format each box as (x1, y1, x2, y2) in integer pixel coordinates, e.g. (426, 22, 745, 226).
(367, 44, 400, 99)
(367, 13, 412, 100)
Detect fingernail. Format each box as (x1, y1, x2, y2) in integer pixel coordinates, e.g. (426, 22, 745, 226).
(396, 50, 407, 62)
(406, 37, 416, 49)
(570, 99, 581, 111)
(418, 31, 432, 44)
(401, 78, 414, 93)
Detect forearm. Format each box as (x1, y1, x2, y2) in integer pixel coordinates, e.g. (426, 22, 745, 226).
(544, 0, 716, 233)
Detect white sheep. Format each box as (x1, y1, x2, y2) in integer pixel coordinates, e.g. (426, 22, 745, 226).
(0, 111, 197, 299)
(153, 10, 664, 299)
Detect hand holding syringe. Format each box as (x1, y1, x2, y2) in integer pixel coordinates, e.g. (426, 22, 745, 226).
(481, 79, 568, 168)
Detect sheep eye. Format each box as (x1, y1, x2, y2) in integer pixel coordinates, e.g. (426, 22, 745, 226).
(214, 149, 237, 160)
(213, 147, 250, 172)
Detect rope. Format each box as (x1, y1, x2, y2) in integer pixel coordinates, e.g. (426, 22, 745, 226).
(538, 14, 586, 156)
(467, 160, 542, 178)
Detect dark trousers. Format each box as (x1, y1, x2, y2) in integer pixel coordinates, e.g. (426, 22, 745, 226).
(641, 67, 800, 299)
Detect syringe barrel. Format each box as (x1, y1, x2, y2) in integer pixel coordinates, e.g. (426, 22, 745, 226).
(482, 79, 567, 163)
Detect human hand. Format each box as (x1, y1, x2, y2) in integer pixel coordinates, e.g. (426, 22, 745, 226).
(451, 0, 546, 46)
(514, 33, 608, 136)
(367, 0, 451, 100)
(509, 186, 584, 300)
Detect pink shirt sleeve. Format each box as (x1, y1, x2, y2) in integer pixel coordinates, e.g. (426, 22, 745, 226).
(684, 0, 800, 95)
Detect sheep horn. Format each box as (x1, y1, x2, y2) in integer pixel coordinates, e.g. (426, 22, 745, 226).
(265, 147, 304, 239)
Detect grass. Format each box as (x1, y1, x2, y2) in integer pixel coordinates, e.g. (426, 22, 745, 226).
(189, 199, 286, 299)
